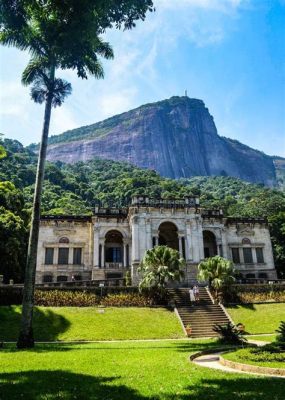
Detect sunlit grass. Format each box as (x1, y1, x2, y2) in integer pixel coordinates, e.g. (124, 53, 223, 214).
(226, 303, 285, 334)
(1, 340, 285, 400)
(0, 306, 184, 341)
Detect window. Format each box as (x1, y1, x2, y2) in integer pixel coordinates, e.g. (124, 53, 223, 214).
(243, 248, 253, 264)
(256, 248, 264, 264)
(106, 247, 122, 262)
(43, 275, 53, 283)
(45, 248, 54, 265)
(58, 248, 69, 264)
(57, 275, 68, 282)
(258, 273, 268, 279)
(231, 248, 240, 264)
(242, 238, 251, 245)
(73, 248, 82, 265)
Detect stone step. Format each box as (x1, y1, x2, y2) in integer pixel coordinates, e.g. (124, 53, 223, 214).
(169, 287, 230, 338)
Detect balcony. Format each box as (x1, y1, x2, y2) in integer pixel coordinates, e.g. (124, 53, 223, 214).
(104, 262, 123, 269)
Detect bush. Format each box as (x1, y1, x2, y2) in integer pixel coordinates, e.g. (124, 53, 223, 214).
(0, 286, 159, 307)
(34, 290, 100, 307)
(223, 284, 285, 304)
(276, 321, 285, 350)
(100, 293, 153, 307)
(213, 322, 247, 345)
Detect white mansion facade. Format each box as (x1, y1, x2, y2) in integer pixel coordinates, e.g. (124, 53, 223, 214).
(35, 196, 277, 285)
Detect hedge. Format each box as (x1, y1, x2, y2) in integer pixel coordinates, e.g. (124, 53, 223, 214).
(223, 284, 285, 304)
(0, 286, 156, 307)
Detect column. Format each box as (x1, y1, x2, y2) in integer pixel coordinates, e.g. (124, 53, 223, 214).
(131, 216, 139, 261)
(186, 220, 192, 261)
(123, 241, 128, 267)
(68, 246, 73, 265)
(93, 226, 100, 267)
(100, 241, 105, 268)
(178, 235, 183, 256)
(221, 228, 228, 259)
(146, 219, 152, 249)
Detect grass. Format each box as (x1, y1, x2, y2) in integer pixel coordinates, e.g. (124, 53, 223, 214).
(0, 306, 184, 341)
(1, 340, 285, 400)
(226, 303, 285, 334)
(246, 335, 277, 343)
(223, 347, 285, 369)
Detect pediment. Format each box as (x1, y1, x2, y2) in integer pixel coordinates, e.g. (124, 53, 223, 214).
(236, 225, 255, 236)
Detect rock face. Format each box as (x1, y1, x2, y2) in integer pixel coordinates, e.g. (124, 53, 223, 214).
(46, 96, 277, 187)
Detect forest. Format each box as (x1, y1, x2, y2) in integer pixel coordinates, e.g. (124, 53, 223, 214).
(0, 137, 284, 282)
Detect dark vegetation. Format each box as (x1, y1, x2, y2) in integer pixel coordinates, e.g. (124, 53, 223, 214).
(213, 322, 247, 345)
(0, 137, 285, 282)
(223, 284, 285, 303)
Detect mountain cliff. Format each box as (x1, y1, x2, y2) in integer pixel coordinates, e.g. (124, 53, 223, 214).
(43, 96, 278, 187)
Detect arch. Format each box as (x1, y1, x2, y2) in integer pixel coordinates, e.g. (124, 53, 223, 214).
(158, 222, 179, 251)
(59, 237, 69, 244)
(101, 227, 128, 239)
(203, 230, 217, 258)
(242, 237, 251, 245)
(105, 230, 123, 263)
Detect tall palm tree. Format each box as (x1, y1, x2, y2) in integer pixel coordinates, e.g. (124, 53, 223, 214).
(138, 245, 185, 297)
(198, 255, 235, 301)
(0, 0, 154, 348)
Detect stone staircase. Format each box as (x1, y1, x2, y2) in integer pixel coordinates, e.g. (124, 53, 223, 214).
(168, 287, 231, 338)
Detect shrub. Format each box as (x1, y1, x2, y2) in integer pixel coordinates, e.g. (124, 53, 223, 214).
(100, 293, 153, 307)
(34, 290, 100, 307)
(213, 322, 247, 345)
(276, 321, 285, 350)
(223, 284, 285, 304)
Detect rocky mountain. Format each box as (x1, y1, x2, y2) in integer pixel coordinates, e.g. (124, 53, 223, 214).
(41, 96, 280, 187)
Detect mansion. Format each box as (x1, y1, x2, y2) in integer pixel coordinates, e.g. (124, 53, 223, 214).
(35, 196, 277, 285)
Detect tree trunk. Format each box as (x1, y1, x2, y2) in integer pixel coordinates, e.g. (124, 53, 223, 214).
(17, 66, 55, 349)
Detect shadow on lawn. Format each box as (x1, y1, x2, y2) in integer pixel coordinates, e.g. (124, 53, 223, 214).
(227, 303, 256, 310)
(173, 377, 285, 400)
(0, 370, 149, 400)
(1, 370, 285, 400)
(0, 306, 71, 341)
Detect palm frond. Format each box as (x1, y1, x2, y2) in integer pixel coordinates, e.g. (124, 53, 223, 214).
(21, 57, 49, 86)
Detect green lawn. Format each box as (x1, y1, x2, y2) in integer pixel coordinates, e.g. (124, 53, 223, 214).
(223, 347, 285, 369)
(246, 335, 277, 343)
(1, 340, 285, 400)
(0, 306, 184, 341)
(226, 303, 285, 334)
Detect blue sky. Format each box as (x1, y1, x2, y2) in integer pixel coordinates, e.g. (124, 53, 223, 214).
(0, 0, 284, 156)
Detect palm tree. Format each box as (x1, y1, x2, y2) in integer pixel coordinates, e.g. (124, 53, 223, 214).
(198, 255, 235, 302)
(138, 245, 185, 299)
(0, 0, 154, 348)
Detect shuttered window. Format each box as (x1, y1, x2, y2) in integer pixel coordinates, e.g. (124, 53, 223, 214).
(73, 248, 82, 265)
(58, 248, 69, 264)
(243, 248, 253, 264)
(45, 248, 54, 265)
(231, 248, 240, 264)
(256, 248, 264, 264)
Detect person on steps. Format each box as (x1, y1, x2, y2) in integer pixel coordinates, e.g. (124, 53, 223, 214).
(193, 285, 200, 302)
(189, 287, 195, 306)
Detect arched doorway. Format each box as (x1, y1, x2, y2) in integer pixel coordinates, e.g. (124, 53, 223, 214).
(158, 222, 179, 251)
(105, 230, 123, 264)
(203, 230, 217, 258)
